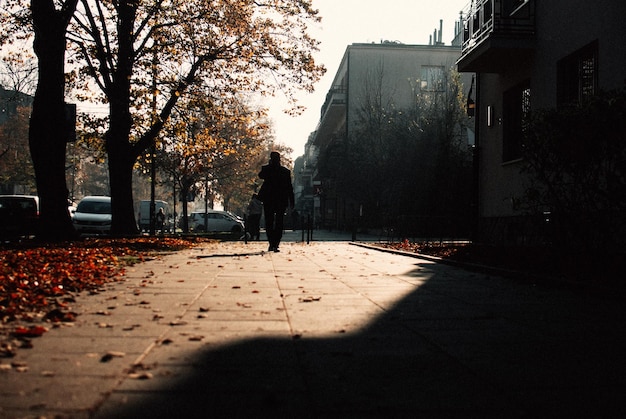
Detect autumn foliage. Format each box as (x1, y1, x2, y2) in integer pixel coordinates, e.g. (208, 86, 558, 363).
(0, 237, 199, 325)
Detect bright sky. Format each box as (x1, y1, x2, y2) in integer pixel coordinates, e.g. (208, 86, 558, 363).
(268, 0, 469, 159)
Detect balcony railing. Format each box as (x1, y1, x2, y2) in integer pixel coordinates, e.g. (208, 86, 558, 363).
(320, 85, 347, 120)
(461, 0, 534, 57)
(313, 85, 347, 148)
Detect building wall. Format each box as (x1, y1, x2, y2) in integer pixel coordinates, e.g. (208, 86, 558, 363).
(531, 0, 626, 109)
(309, 42, 469, 230)
(345, 44, 463, 134)
(465, 0, 626, 243)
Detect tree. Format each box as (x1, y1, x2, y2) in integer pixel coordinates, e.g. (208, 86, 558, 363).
(0, 105, 35, 193)
(0, 51, 37, 193)
(29, 1, 80, 240)
(1, 0, 79, 240)
(155, 95, 270, 232)
(335, 67, 472, 236)
(1, 0, 324, 236)
(65, 0, 324, 234)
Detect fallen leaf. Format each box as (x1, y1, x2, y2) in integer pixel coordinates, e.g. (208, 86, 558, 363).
(128, 371, 153, 380)
(298, 296, 322, 303)
(13, 325, 48, 338)
(0, 343, 16, 358)
(11, 360, 28, 372)
(100, 351, 125, 363)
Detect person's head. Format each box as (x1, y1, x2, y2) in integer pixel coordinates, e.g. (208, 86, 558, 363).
(269, 151, 280, 165)
(158, 207, 164, 213)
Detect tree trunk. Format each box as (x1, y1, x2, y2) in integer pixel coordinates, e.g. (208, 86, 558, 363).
(102, 1, 140, 236)
(107, 145, 139, 235)
(28, 4, 76, 241)
(105, 103, 139, 235)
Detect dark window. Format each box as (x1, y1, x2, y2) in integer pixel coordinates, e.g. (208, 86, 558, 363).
(503, 80, 531, 162)
(557, 41, 598, 107)
(483, 0, 493, 24)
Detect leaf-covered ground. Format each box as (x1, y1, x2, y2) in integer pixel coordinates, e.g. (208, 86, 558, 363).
(0, 237, 207, 357)
(377, 239, 626, 289)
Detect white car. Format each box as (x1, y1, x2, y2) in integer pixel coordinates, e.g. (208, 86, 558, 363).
(188, 210, 245, 233)
(73, 196, 112, 234)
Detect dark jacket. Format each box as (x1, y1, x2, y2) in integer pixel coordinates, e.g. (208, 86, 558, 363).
(258, 163, 294, 209)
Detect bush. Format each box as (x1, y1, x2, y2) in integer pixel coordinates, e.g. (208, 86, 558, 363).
(521, 86, 626, 260)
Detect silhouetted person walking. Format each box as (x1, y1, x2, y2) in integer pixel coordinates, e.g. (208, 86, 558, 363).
(258, 151, 294, 252)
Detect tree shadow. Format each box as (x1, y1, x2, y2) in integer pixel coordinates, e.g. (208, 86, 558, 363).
(95, 262, 626, 418)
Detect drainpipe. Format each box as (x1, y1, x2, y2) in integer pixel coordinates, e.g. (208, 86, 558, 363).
(471, 72, 481, 242)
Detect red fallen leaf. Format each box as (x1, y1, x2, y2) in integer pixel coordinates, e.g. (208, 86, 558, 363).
(251, 290, 260, 293)
(13, 325, 48, 337)
(0, 237, 207, 352)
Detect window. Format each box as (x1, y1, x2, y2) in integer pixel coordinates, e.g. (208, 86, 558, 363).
(557, 41, 598, 107)
(420, 66, 445, 92)
(503, 80, 531, 162)
(483, 0, 493, 24)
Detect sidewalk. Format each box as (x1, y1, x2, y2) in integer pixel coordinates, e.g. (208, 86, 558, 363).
(1, 236, 626, 418)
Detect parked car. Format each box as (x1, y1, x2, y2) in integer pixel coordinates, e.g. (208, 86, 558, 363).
(0, 195, 40, 239)
(73, 196, 112, 234)
(186, 210, 245, 233)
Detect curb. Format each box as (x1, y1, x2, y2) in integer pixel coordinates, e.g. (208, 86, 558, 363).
(350, 241, 626, 300)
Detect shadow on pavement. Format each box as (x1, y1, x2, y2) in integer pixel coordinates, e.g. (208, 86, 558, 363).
(95, 258, 626, 418)
(195, 251, 266, 259)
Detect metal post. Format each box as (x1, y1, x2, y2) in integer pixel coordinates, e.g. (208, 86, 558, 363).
(306, 215, 311, 244)
(244, 213, 248, 244)
(149, 144, 156, 236)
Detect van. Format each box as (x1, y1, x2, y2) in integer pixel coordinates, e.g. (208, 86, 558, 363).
(0, 195, 40, 239)
(138, 200, 170, 232)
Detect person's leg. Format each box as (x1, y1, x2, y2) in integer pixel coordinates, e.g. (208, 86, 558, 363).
(274, 209, 285, 250)
(254, 215, 261, 240)
(249, 215, 256, 240)
(264, 206, 276, 250)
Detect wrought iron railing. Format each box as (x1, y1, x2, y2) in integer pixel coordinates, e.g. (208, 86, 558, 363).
(461, 0, 534, 54)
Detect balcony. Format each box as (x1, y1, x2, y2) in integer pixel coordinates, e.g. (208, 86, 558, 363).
(457, 0, 535, 73)
(313, 85, 347, 148)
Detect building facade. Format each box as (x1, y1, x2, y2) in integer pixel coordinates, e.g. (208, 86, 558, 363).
(297, 40, 469, 232)
(457, 0, 626, 244)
